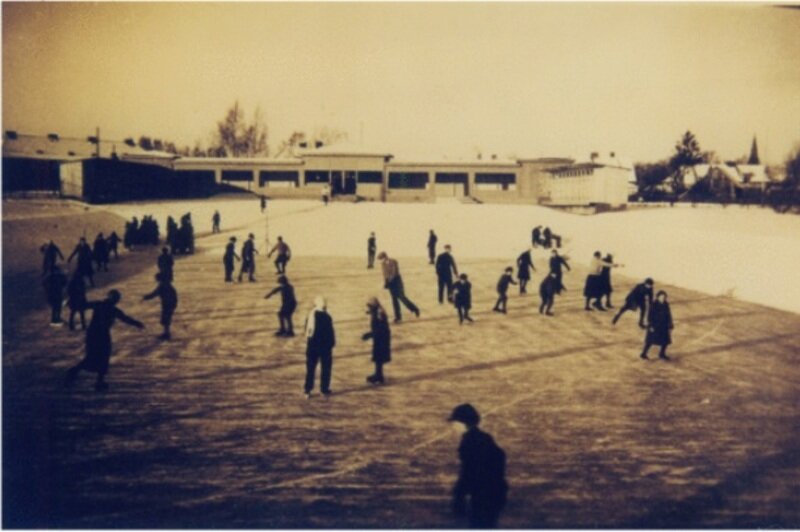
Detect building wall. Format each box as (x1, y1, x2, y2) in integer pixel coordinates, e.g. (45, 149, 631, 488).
(544, 165, 632, 206)
(59, 160, 85, 198)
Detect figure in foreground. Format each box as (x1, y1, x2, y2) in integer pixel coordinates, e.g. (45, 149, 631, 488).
(303, 296, 335, 397)
(362, 297, 391, 384)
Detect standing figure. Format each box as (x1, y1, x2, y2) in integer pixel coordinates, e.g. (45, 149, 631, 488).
(260, 195, 267, 213)
(492, 267, 516, 314)
(264, 275, 297, 336)
(448, 404, 508, 529)
(598, 253, 620, 308)
(65, 290, 145, 391)
(453, 273, 473, 324)
(583, 252, 615, 311)
(40, 240, 64, 274)
(542, 227, 553, 249)
(321, 184, 330, 206)
(539, 272, 559, 316)
(157, 247, 174, 283)
(549, 249, 570, 294)
(268, 236, 291, 274)
(67, 272, 87, 330)
(179, 213, 194, 254)
(548, 228, 562, 248)
(378, 251, 420, 323)
(531, 225, 543, 247)
(516, 248, 536, 295)
(107, 231, 120, 259)
(93, 233, 109, 272)
(42, 265, 67, 326)
(367, 232, 377, 269)
(212, 210, 221, 234)
(142, 273, 178, 340)
(303, 296, 335, 397)
(238, 233, 258, 282)
(68, 237, 95, 287)
(166, 216, 179, 252)
(362, 297, 391, 384)
(435, 244, 459, 304)
(123, 217, 138, 250)
(427, 230, 438, 265)
(223, 237, 240, 282)
(612, 278, 655, 328)
(640, 291, 674, 360)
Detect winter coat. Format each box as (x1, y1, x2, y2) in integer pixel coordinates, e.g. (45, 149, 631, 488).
(516, 251, 534, 281)
(363, 308, 391, 363)
(67, 276, 87, 310)
(43, 269, 67, 306)
(83, 301, 142, 373)
(436, 252, 458, 279)
(453, 280, 472, 309)
(306, 310, 336, 356)
(540, 276, 558, 300)
(625, 283, 653, 309)
(646, 301, 673, 346)
(496, 273, 515, 294)
(453, 427, 508, 506)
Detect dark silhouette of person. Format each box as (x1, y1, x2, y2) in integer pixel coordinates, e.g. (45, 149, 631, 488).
(123, 217, 138, 250)
(93, 233, 109, 272)
(493, 267, 516, 314)
(166, 216, 179, 251)
(435, 244, 459, 303)
(543, 227, 562, 248)
(268, 236, 291, 274)
(516, 248, 536, 294)
(179, 213, 194, 254)
(531, 225, 543, 247)
(67, 272, 87, 330)
(448, 403, 508, 529)
(613, 278, 655, 329)
(260, 195, 267, 213)
(584, 252, 615, 311)
(107, 231, 120, 259)
(427, 230, 438, 265)
(157, 247, 174, 283)
(539, 272, 559, 316)
(42, 265, 67, 326)
(549, 249, 570, 294)
(378, 251, 420, 322)
(223, 237, 240, 282)
(212, 210, 221, 233)
(238, 233, 258, 282)
(362, 297, 391, 384)
(264, 275, 297, 336)
(598, 253, 620, 308)
(65, 289, 144, 391)
(453, 273, 473, 324)
(367, 232, 377, 269)
(303, 296, 335, 397)
(143, 273, 178, 340)
(40, 240, 64, 274)
(640, 290, 673, 360)
(68, 237, 95, 287)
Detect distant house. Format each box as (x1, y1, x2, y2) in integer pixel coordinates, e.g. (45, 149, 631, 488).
(683, 162, 778, 200)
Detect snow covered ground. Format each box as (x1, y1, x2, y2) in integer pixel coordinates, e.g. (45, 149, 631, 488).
(106, 199, 800, 315)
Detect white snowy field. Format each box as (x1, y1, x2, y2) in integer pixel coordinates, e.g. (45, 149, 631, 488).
(106, 198, 800, 315)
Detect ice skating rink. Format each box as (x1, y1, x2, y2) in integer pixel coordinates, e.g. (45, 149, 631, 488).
(3, 198, 800, 527)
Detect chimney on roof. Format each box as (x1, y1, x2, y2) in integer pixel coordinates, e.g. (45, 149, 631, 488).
(590, 152, 599, 162)
(5, 130, 18, 140)
(315, 141, 323, 149)
(491, 154, 497, 160)
(609, 151, 615, 158)
(124, 138, 136, 147)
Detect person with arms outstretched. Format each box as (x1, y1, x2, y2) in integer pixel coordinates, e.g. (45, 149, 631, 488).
(142, 272, 178, 340)
(264, 275, 297, 337)
(378, 251, 420, 323)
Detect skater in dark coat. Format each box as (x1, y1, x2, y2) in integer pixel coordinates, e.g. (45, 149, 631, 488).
(539, 272, 559, 316)
(378, 252, 420, 322)
(584, 252, 615, 311)
(492, 267, 516, 314)
(212, 210, 221, 234)
(157, 247, 174, 283)
(640, 291, 673, 360)
(303, 296, 335, 396)
(67, 272, 87, 330)
(93, 233, 109, 272)
(549, 249, 570, 294)
(598, 253, 621, 308)
(362, 297, 391, 384)
(268, 236, 291, 274)
(143, 273, 178, 340)
(68, 237, 95, 287)
(238, 233, 259, 282)
(260, 195, 267, 213)
(531, 225, 542, 247)
(453, 274, 473, 324)
(613, 278, 654, 328)
(435, 244, 459, 303)
(264, 275, 297, 336)
(427, 230, 438, 265)
(43, 265, 67, 326)
(448, 403, 508, 529)
(223, 237, 240, 282)
(107, 231, 120, 259)
(367, 232, 377, 269)
(65, 290, 144, 391)
(40, 240, 64, 274)
(516, 248, 536, 294)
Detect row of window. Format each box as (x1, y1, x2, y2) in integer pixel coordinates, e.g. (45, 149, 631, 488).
(553, 168, 594, 178)
(221, 170, 518, 189)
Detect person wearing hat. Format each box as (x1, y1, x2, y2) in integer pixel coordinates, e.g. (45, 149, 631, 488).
(612, 278, 655, 328)
(435, 244, 459, 304)
(452, 273, 473, 324)
(377, 251, 420, 323)
(142, 272, 178, 340)
(303, 296, 335, 397)
(223, 237, 240, 282)
(268, 236, 291, 274)
(238, 233, 259, 282)
(448, 403, 508, 528)
(640, 290, 674, 361)
(264, 275, 297, 337)
(65, 289, 144, 391)
(362, 297, 391, 383)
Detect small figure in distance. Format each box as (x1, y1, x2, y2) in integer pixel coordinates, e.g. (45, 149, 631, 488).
(212, 210, 221, 234)
(367, 232, 377, 269)
(43, 264, 68, 326)
(516, 247, 536, 295)
(427, 230, 438, 265)
(142, 272, 178, 341)
(223, 237, 239, 283)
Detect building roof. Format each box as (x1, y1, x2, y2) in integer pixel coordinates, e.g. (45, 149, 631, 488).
(299, 142, 393, 158)
(388, 159, 519, 169)
(2, 133, 176, 162)
(174, 156, 303, 168)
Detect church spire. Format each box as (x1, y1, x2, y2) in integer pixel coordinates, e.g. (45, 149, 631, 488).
(747, 135, 760, 165)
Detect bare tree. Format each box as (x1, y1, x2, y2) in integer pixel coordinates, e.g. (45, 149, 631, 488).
(212, 101, 269, 157)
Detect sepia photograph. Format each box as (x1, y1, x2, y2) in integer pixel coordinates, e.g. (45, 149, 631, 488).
(2, 1, 800, 528)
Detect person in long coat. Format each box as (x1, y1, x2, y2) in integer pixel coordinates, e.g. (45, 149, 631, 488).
(157, 247, 174, 283)
(427, 230, 438, 265)
(65, 290, 144, 391)
(367, 232, 377, 269)
(453, 274, 473, 324)
(40, 240, 64, 274)
(583, 252, 615, 311)
(223, 237, 240, 282)
(539, 272, 559, 316)
(107, 231, 120, 259)
(264, 275, 297, 336)
(303, 296, 335, 397)
(143, 273, 178, 340)
(598, 253, 620, 308)
(516, 248, 536, 294)
(435, 244, 459, 303)
(93, 233, 109, 272)
(612, 278, 654, 328)
(549, 249, 570, 294)
(43, 265, 67, 326)
(68, 237, 95, 287)
(67, 272, 87, 330)
(531, 226, 542, 247)
(362, 297, 392, 384)
(640, 290, 674, 360)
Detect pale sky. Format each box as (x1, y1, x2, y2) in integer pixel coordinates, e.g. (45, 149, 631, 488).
(3, 2, 799, 164)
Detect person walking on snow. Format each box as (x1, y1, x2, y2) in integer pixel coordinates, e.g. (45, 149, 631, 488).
(378, 251, 420, 323)
(142, 272, 178, 340)
(539, 272, 559, 316)
(640, 290, 674, 361)
(427, 230, 438, 265)
(435, 244, 459, 303)
(453, 273, 473, 324)
(516, 248, 536, 294)
(304, 296, 335, 397)
(238, 233, 259, 282)
(223, 237, 240, 283)
(67, 272, 88, 331)
(268, 236, 291, 274)
(264, 275, 297, 337)
(367, 232, 377, 269)
(212, 210, 221, 233)
(362, 297, 392, 384)
(493, 267, 516, 314)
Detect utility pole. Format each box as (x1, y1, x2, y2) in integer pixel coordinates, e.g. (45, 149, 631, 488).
(95, 127, 100, 158)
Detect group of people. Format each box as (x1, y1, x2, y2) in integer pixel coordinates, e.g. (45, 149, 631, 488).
(166, 213, 195, 255)
(123, 215, 159, 250)
(531, 225, 562, 249)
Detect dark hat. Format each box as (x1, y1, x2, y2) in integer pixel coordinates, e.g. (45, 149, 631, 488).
(377, 251, 387, 259)
(249, 233, 255, 239)
(448, 403, 480, 425)
(645, 277, 654, 285)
